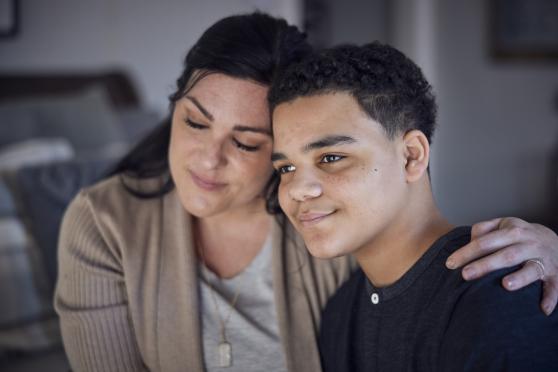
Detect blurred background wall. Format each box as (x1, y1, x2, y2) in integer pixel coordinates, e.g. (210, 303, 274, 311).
(306, 0, 558, 227)
(1, 1, 555, 369)
(0, 0, 556, 227)
(0, 0, 302, 114)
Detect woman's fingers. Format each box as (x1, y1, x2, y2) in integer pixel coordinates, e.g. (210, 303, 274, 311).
(541, 280, 558, 315)
(446, 224, 535, 270)
(448, 216, 558, 315)
(469, 218, 504, 240)
(501, 259, 545, 290)
(502, 261, 558, 315)
(459, 243, 531, 280)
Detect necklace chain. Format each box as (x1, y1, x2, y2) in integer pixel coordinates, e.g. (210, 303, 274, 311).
(195, 221, 242, 367)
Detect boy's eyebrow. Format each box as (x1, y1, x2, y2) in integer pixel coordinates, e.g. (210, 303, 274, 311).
(271, 152, 286, 162)
(303, 135, 357, 152)
(184, 96, 214, 121)
(271, 135, 357, 162)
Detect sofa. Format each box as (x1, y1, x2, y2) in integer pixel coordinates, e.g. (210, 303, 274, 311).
(0, 72, 161, 371)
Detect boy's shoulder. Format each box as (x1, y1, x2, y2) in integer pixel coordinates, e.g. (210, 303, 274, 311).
(440, 268, 558, 370)
(322, 226, 472, 314)
(436, 230, 558, 370)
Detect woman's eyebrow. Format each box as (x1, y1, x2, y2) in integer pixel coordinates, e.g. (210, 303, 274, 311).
(183, 97, 270, 136)
(184, 96, 214, 121)
(233, 125, 271, 136)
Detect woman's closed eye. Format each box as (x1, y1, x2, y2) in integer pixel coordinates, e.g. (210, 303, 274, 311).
(233, 138, 260, 152)
(185, 118, 261, 152)
(185, 118, 208, 130)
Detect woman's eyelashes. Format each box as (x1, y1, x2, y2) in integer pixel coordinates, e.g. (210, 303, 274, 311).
(185, 118, 207, 130)
(233, 138, 260, 152)
(185, 118, 261, 152)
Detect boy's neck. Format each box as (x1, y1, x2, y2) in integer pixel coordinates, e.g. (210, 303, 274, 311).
(353, 184, 454, 288)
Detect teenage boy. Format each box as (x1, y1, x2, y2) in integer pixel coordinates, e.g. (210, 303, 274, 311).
(268, 42, 558, 371)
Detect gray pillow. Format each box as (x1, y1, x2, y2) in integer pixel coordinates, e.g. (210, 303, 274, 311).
(36, 87, 126, 154)
(15, 158, 115, 286)
(0, 138, 74, 171)
(0, 104, 40, 148)
(0, 210, 60, 353)
(0, 179, 15, 217)
(0, 87, 125, 156)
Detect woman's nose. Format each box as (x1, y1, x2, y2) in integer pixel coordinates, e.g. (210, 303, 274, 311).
(200, 140, 226, 170)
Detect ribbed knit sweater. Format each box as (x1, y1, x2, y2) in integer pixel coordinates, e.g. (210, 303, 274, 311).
(54, 175, 354, 372)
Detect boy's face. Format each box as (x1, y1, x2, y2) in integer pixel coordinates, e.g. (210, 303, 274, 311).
(272, 92, 410, 259)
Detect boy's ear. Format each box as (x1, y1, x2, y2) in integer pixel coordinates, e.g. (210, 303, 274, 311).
(402, 130, 430, 183)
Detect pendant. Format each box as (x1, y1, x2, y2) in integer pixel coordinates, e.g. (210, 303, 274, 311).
(218, 341, 232, 367)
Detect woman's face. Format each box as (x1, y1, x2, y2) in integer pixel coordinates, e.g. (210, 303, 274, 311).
(169, 73, 273, 218)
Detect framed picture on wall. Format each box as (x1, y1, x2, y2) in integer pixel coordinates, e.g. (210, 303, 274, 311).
(0, 0, 19, 38)
(490, 0, 558, 60)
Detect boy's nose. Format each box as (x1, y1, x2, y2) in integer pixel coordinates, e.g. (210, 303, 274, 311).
(288, 174, 323, 202)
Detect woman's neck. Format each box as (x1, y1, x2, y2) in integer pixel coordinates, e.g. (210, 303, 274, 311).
(194, 199, 272, 279)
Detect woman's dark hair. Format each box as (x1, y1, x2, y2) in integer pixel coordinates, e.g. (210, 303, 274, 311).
(109, 12, 312, 198)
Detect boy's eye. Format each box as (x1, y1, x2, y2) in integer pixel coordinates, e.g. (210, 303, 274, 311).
(233, 138, 260, 152)
(277, 164, 296, 174)
(321, 154, 344, 163)
(185, 119, 208, 130)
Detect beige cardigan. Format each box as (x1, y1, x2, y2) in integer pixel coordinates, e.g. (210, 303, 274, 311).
(54, 175, 354, 372)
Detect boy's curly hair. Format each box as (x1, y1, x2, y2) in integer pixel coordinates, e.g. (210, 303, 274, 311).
(268, 41, 437, 142)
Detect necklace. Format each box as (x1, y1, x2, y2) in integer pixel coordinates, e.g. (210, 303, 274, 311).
(196, 227, 241, 368)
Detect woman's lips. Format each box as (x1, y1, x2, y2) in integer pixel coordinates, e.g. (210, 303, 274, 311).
(189, 171, 227, 191)
(297, 211, 335, 227)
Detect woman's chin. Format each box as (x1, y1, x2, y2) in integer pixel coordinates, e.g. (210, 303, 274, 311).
(180, 194, 218, 218)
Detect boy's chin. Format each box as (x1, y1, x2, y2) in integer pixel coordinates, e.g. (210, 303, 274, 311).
(305, 243, 348, 260)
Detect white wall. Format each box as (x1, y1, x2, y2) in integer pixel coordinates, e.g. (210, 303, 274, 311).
(390, 0, 558, 224)
(433, 0, 558, 224)
(0, 0, 302, 115)
(328, 0, 388, 45)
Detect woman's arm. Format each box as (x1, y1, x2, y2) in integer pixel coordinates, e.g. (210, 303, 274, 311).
(54, 192, 149, 372)
(446, 217, 558, 315)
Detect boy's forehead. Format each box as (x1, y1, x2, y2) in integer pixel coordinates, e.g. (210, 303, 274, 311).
(272, 93, 389, 150)
(273, 93, 362, 128)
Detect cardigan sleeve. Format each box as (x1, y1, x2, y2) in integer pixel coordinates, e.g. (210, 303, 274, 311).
(54, 191, 149, 372)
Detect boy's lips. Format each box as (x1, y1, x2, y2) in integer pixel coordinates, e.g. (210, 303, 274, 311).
(189, 170, 227, 191)
(297, 210, 336, 227)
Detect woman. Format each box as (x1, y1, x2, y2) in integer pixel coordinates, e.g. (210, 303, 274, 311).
(54, 12, 558, 372)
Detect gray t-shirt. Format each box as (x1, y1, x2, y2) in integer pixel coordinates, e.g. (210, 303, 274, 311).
(198, 235, 287, 372)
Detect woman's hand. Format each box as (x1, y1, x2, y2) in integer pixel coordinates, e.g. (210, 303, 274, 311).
(446, 217, 558, 315)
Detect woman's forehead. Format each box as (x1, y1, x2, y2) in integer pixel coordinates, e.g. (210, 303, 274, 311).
(181, 74, 271, 130)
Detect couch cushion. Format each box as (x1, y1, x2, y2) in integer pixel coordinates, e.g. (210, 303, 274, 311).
(0, 87, 126, 157)
(0, 216, 59, 352)
(14, 158, 115, 287)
